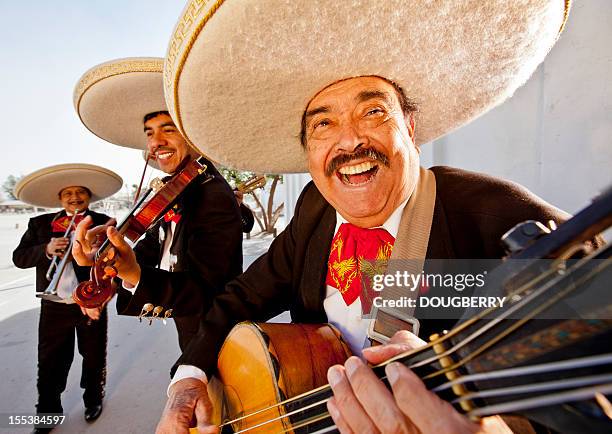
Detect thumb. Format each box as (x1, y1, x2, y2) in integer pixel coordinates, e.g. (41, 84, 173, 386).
(362, 330, 426, 365)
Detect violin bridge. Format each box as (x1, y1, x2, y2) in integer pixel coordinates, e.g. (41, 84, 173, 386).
(430, 332, 476, 414)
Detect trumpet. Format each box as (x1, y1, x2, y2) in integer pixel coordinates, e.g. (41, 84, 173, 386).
(38, 210, 80, 301)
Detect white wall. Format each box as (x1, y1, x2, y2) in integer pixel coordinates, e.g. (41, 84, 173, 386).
(421, 0, 612, 214)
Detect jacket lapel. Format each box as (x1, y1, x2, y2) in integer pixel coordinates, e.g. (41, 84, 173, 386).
(300, 204, 336, 314)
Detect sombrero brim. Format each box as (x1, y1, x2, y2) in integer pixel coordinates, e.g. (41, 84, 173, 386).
(14, 164, 123, 208)
(164, 0, 569, 173)
(74, 57, 165, 149)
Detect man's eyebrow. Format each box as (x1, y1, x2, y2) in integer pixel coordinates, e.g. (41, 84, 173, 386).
(356, 90, 393, 105)
(304, 105, 330, 122)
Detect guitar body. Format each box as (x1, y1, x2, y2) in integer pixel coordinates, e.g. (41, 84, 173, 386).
(217, 322, 351, 433)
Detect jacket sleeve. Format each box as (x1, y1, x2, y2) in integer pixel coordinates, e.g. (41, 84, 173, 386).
(117, 180, 244, 317)
(240, 203, 255, 233)
(12, 217, 50, 269)
(133, 223, 162, 267)
(172, 184, 312, 377)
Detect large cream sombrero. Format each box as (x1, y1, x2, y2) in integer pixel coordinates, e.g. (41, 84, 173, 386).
(164, 0, 570, 173)
(14, 164, 123, 208)
(74, 57, 165, 150)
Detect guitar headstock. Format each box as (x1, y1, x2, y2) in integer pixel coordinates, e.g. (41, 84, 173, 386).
(237, 175, 266, 194)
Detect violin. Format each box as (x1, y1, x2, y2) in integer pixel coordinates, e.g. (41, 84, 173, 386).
(72, 157, 209, 308)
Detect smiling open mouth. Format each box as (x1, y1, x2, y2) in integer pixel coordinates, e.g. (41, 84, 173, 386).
(336, 161, 379, 185)
(156, 150, 175, 161)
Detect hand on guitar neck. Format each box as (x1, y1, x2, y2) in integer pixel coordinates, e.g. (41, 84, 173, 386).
(327, 331, 511, 434)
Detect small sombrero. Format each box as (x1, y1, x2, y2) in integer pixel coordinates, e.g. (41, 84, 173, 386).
(74, 57, 165, 150)
(164, 0, 570, 173)
(14, 163, 123, 208)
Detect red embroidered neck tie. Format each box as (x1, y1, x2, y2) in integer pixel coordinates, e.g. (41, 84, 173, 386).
(51, 214, 84, 233)
(326, 223, 395, 314)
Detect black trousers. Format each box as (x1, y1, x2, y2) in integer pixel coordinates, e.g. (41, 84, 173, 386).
(36, 300, 107, 414)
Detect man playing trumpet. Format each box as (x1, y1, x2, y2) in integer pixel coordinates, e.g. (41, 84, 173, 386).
(12, 163, 121, 431)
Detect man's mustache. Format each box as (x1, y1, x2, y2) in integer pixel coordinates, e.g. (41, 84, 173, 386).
(325, 147, 390, 177)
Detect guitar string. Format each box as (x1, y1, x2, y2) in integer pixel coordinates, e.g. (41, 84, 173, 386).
(218, 249, 608, 429)
(468, 383, 612, 418)
(216, 254, 569, 428)
(420, 256, 612, 381)
(435, 352, 612, 393)
(452, 373, 612, 403)
(226, 354, 612, 433)
(279, 258, 612, 431)
(267, 381, 612, 433)
(222, 252, 599, 426)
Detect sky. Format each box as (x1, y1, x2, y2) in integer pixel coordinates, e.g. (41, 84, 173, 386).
(0, 1, 186, 197)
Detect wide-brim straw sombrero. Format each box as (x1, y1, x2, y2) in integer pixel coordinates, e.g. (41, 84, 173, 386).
(74, 57, 165, 150)
(164, 0, 570, 173)
(14, 164, 123, 208)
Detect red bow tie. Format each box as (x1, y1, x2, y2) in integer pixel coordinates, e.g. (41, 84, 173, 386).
(163, 208, 182, 224)
(51, 214, 84, 233)
(326, 223, 395, 314)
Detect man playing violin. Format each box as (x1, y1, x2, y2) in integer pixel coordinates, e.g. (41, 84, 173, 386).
(150, 2, 599, 433)
(12, 164, 122, 431)
(73, 58, 244, 353)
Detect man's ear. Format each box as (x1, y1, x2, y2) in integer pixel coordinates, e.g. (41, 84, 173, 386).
(408, 115, 416, 141)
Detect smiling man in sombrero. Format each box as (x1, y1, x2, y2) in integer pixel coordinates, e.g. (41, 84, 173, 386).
(72, 57, 244, 353)
(12, 163, 121, 430)
(152, 1, 598, 433)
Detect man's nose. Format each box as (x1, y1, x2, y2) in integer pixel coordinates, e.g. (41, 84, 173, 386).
(147, 131, 166, 152)
(335, 121, 367, 153)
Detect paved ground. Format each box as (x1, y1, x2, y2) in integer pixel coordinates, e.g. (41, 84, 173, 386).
(0, 213, 281, 433)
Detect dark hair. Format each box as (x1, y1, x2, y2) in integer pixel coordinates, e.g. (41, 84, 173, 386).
(143, 111, 171, 123)
(58, 186, 92, 199)
(299, 76, 418, 148)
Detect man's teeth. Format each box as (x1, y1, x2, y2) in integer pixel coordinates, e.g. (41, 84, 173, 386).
(156, 152, 174, 161)
(338, 161, 376, 175)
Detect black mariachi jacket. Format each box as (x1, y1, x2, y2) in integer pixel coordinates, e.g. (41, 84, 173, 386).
(116, 159, 244, 319)
(176, 166, 570, 377)
(13, 209, 111, 291)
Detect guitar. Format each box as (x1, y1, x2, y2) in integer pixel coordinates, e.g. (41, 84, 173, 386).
(207, 186, 612, 434)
